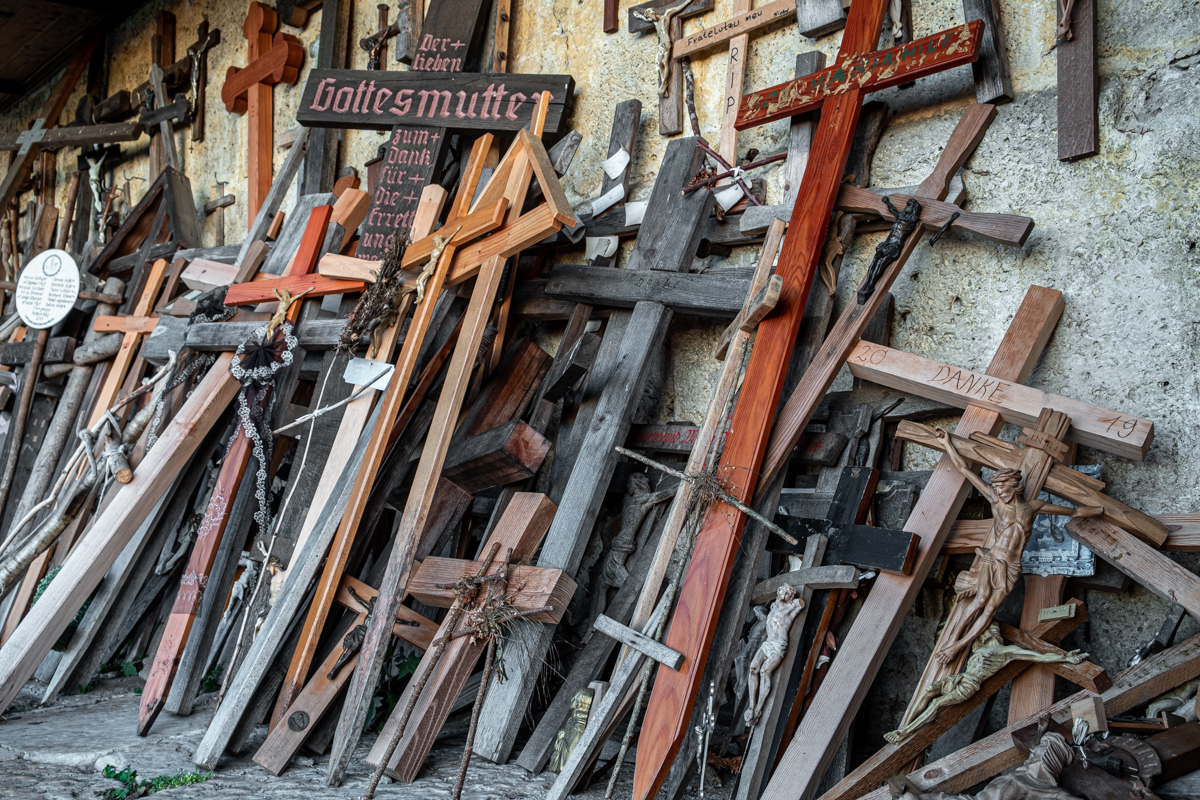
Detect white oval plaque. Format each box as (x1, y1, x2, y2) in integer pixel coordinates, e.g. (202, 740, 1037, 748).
(16, 249, 80, 330)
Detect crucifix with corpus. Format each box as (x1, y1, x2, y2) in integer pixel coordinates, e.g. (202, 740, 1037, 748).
(629, 5, 987, 798)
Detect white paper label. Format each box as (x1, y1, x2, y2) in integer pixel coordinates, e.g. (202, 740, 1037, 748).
(343, 358, 393, 391)
(16, 249, 79, 329)
(585, 236, 620, 260)
(600, 146, 631, 179)
(624, 200, 648, 227)
(713, 184, 745, 213)
(591, 184, 625, 218)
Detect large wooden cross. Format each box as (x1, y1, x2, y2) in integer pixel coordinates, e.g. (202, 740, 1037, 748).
(222, 2, 304, 224)
(631, 7, 983, 798)
(326, 99, 575, 786)
(469, 134, 716, 765)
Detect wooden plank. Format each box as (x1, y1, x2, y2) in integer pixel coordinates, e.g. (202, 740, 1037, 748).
(593, 614, 683, 669)
(760, 285, 1064, 800)
(93, 316, 156, 333)
(545, 264, 751, 316)
(181, 258, 240, 291)
(946, 514, 1200, 553)
(1067, 517, 1200, 618)
(1057, 0, 1099, 161)
(0, 356, 238, 715)
(735, 22, 982, 129)
(191, 404, 380, 770)
(223, 273, 366, 306)
(673, 0, 797, 60)
(441, 419, 549, 493)
(846, 341, 1153, 460)
(794, 0, 845, 37)
(962, 0, 1013, 104)
(896, 422, 1167, 546)
(302, 0, 352, 194)
(749, 565, 860, 606)
(997, 621, 1110, 693)
(855, 633, 1200, 800)
(407, 558, 576, 625)
(820, 603, 1088, 800)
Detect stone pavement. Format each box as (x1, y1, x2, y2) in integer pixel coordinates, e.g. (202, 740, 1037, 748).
(0, 676, 675, 800)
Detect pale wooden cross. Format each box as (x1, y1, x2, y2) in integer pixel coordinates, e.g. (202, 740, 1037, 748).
(221, 2, 304, 223)
(328, 94, 576, 786)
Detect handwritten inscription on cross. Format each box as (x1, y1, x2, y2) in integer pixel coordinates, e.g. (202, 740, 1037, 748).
(222, 2, 304, 225)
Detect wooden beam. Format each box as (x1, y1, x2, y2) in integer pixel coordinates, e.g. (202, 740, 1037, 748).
(593, 614, 683, 670)
(896, 422, 1167, 546)
(1067, 517, 1200, 618)
(846, 341, 1153, 460)
(407, 558, 576, 624)
(946, 514, 1200, 553)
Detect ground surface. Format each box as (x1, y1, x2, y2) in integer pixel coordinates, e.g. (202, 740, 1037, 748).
(0, 677, 654, 800)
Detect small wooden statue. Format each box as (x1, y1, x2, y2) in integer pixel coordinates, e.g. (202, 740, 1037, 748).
(548, 687, 594, 772)
(885, 623, 1087, 744)
(892, 729, 1080, 800)
(930, 428, 1100, 666)
(744, 584, 804, 726)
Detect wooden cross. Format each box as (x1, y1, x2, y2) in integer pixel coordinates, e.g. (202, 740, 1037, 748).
(328, 97, 575, 785)
(136, 203, 350, 735)
(222, 2, 304, 224)
(1057, 0, 1098, 160)
(632, 8, 985, 798)
(769, 288, 1164, 800)
(362, 493, 576, 783)
(470, 135, 716, 765)
(203, 180, 235, 246)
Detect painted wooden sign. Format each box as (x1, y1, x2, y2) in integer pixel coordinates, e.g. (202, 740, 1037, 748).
(735, 20, 982, 129)
(297, 70, 575, 132)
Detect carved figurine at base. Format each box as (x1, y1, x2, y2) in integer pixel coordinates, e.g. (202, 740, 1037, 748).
(930, 428, 1101, 666)
(885, 623, 1087, 744)
(548, 688, 594, 772)
(744, 584, 804, 727)
(891, 729, 1081, 799)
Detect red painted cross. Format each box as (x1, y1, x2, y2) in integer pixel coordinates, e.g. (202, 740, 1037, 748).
(631, 6, 982, 800)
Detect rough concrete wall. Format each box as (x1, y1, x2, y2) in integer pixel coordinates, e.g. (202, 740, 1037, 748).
(2, 0, 1198, 703)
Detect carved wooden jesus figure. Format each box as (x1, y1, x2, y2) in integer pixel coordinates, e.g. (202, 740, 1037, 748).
(931, 428, 1100, 666)
(885, 623, 1086, 744)
(744, 584, 803, 726)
